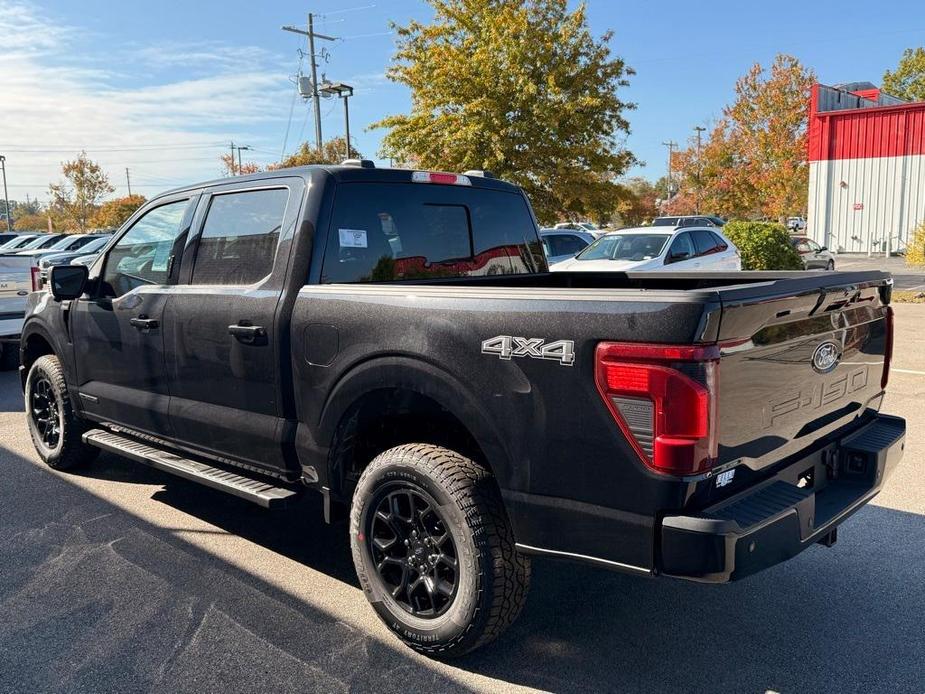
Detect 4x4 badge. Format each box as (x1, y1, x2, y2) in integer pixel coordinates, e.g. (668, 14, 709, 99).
(811, 341, 841, 374)
(482, 335, 575, 366)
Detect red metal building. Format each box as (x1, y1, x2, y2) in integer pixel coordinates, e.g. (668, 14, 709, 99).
(807, 82, 925, 255)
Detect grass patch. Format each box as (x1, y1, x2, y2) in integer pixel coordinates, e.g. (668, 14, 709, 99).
(892, 290, 925, 303)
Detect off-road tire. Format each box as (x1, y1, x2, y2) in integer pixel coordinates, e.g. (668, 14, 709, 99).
(350, 443, 530, 658)
(0, 343, 18, 371)
(25, 354, 98, 470)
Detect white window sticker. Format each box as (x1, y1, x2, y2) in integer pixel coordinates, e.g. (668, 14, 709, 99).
(339, 228, 368, 248)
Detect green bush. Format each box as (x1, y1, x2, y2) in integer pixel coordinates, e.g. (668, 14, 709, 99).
(723, 220, 804, 270)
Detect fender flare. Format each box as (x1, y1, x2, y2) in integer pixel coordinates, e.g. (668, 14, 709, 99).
(317, 354, 518, 491)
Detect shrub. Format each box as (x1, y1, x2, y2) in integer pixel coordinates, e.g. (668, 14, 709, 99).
(723, 220, 804, 270)
(906, 221, 925, 266)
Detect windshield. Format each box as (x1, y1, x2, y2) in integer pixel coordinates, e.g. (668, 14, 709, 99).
(19, 235, 62, 250)
(576, 233, 670, 262)
(46, 235, 86, 250)
(0, 236, 33, 249)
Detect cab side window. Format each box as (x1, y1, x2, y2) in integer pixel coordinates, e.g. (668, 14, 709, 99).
(667, 233, 695, 262)
(191, 188, 290, 285)
(101, 199, 190, 297)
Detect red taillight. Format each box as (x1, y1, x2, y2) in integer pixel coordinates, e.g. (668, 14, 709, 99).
(595, 342, 719, 476)
(31, 266, 41, 292)
(882, 305, 894, 389)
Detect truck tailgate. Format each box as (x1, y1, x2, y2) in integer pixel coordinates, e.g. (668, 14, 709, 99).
(714, 273, 891, 473)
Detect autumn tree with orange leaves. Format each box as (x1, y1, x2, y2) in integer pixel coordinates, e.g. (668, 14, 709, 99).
(666, 54, 815, 221)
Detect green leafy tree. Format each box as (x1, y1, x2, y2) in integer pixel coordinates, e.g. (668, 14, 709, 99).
(883, 47, 925, 102)
(272, 137, 361, 169)
(48, 151, 114, 232)
(90, 194, 147, 229)
(723, 220, 803, 270)
(373, 0, 637, 224)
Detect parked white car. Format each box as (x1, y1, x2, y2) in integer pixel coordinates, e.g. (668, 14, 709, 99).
(549, 226, 741, 272)
(539, 228, 595, 264)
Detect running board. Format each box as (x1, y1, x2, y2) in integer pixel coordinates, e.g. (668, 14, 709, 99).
(82, 429, 299, 509)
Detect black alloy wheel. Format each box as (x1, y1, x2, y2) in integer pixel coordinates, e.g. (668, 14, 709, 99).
(366, 484, 459, 617)
(30, 375, 61, 449)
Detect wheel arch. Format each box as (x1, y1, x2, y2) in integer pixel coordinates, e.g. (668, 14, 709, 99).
(318, 355, 516, 500)
(19, 325, 57, 391)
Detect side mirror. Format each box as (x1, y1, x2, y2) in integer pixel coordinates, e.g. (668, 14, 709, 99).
(49, 264, 89, 300)
(667, 251, 690, 263)
(819, 246, 828, 252)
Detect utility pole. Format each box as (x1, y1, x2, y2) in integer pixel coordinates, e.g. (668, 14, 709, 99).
(693, 126, 706, 214)
(229, 141, 236, 175)
(125, 168, 132, 197)
(236, 145, 251, 173)
(282, 14, 337, 150)
(661, 140, 677, 203)
(0, 155, 11, 232)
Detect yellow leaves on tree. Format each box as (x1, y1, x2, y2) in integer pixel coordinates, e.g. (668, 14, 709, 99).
(48, 151, 115, 233)
(667, 54, 815, 221)
(90, 194, 148, 229)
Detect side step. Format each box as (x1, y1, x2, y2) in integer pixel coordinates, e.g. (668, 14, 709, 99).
(82, 429, 299, 509)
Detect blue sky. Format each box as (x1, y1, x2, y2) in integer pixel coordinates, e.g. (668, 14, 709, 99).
(1, 0, 923, 203)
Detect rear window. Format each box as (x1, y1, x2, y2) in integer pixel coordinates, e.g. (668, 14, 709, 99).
(320, 183, 544, 283)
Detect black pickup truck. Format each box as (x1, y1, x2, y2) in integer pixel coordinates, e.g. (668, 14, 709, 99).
(21, 164, 905, 657)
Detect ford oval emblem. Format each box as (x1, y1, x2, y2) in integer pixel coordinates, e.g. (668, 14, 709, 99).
(812, 341, 841, 374)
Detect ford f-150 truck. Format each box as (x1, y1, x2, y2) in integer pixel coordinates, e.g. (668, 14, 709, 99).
(21, 164, 905, 658)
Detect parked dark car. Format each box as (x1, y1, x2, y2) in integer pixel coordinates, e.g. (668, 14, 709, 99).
(791, 235, 836, 270)
(20, 164, 904, 659)
(652, 215, 726, 227)
(0, 233, 42, 251)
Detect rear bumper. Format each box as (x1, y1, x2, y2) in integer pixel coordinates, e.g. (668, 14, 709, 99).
(660, 414, 905, 583)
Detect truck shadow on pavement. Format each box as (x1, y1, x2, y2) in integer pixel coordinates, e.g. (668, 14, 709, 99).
(3, 435, 924, 692)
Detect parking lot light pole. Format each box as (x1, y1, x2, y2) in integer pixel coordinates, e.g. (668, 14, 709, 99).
(319, 81, 355, 160)
(0, 155, 11, 232)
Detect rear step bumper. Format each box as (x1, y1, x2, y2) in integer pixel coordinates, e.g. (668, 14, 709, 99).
(82, 429, 299, 509)
(660, 414, 905, 583)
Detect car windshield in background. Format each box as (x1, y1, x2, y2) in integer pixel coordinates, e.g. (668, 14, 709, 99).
(576, 233, 670, 261)
(651, 218, 678, 226)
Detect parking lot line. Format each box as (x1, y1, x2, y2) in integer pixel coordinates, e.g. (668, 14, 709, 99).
(892, 368, 925, 376)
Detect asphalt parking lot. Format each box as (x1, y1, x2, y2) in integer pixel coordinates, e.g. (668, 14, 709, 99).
(1, 305, 923, 694)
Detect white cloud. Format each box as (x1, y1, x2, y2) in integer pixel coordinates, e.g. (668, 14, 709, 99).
(0, 1, 293, 203)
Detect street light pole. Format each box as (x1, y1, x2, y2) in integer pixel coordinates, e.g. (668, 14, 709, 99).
(694, 126, 706, 214)
(661, 140, 677, 203)
(319, 81, 355, 160)
(0, 155, 11, 232)
(342, 93, 351, 159)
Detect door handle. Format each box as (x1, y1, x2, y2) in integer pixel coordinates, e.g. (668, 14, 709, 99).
(228, 323, 267, 345)
(130, 315, 159, 331)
